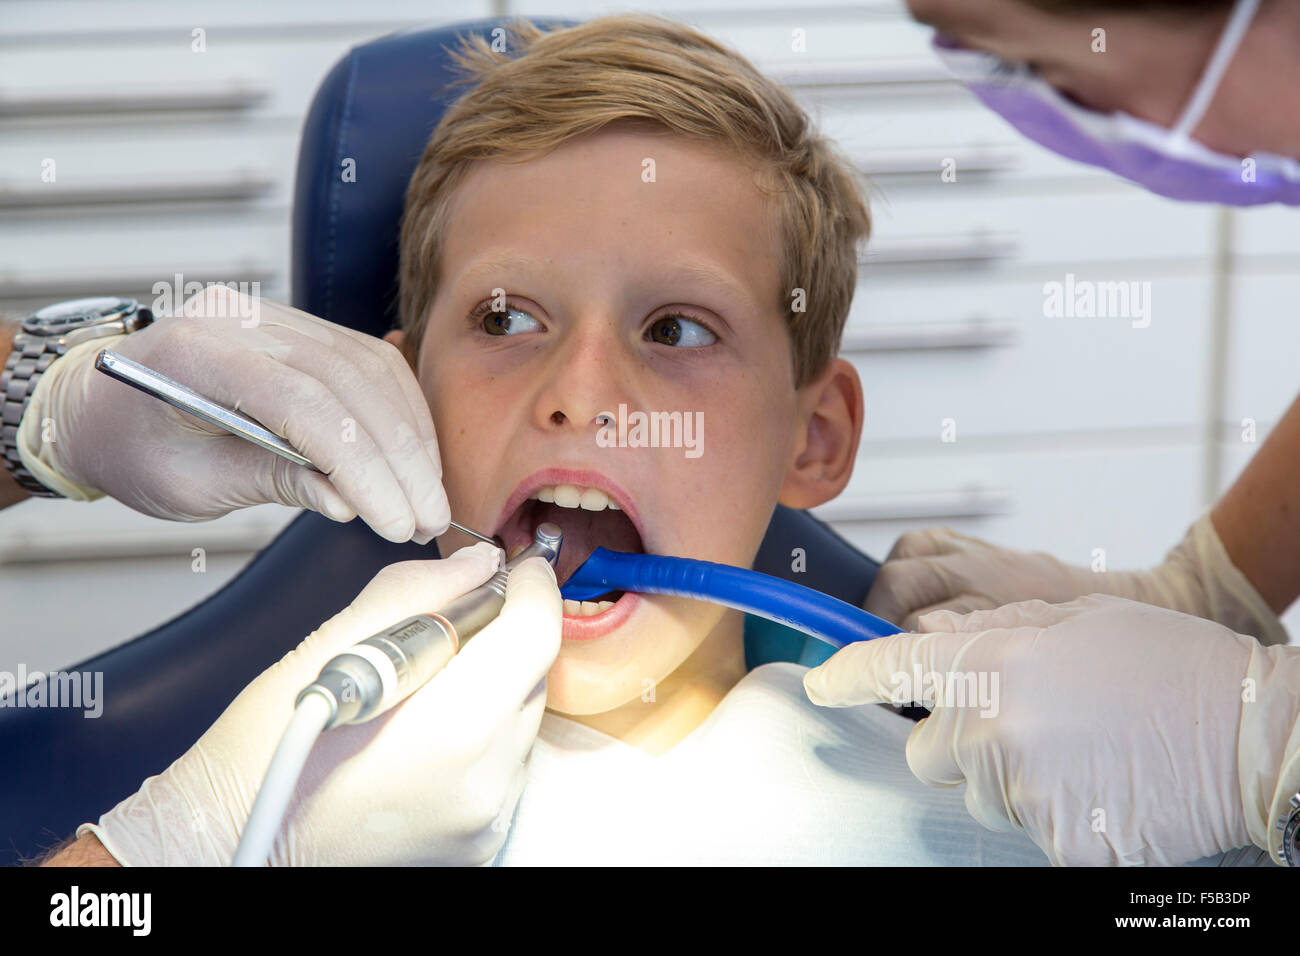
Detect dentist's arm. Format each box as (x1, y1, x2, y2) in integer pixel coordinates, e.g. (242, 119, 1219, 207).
(41, 832, 117, 867)
(864, 393, 1300, 641)
(9, 286, 449, 543)
(805, 595, 1300, 866)
(42, 542, 563, 867)
(1213, 390, 1300, 616)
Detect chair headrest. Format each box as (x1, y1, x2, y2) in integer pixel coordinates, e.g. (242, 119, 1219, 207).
(290, 17, 572, 337)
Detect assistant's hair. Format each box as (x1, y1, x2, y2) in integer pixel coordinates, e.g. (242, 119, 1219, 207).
(398, 13, 870, 388)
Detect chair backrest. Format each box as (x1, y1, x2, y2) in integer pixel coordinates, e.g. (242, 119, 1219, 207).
(0, 16, 880, 865)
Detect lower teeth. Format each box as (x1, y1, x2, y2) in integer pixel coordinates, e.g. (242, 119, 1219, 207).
(563, 598, 616, 617)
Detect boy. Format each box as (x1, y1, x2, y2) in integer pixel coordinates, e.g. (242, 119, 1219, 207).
(385, 14, 1049, 864)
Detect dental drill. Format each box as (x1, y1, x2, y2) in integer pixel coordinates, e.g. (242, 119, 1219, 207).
(230, 522, 563, 867)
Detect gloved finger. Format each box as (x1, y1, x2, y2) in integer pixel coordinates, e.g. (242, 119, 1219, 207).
(237, 294, 433, 438)
(176, 326, 444, 543)
(407, 556, 562, 752)
(174, 433, 358, 522)
(316, 322, 441, 456)
(457, 664, 550, 779)
(473, 692, 548, 838)
(962, 776, 1019, 834)
(884, 527, 988, 561)
(903, 710, 965, 787)
(917, 598, 1081, 635)
(900, 593, 997, 633)
(803, 628, 969, 708)
(214, 346, 420, 542)
(243, 298, 440, 457)
(132, 315, 434, 542)
(240, 326, 448, 540)
(472, 750, 532, 864)
(863, 555, 966, 626)
(292, 543, 503, 670)
(270, 460, 358, 524)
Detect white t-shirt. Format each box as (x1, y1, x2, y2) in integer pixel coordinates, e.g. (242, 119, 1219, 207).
(492, 661, 1051, 865)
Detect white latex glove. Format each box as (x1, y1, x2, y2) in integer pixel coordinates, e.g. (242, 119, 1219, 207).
(865, 513, 1288, 645)
(16, 285, 448, 543)
(804, 594, 1300, 866)
(78, 542, 564, 866)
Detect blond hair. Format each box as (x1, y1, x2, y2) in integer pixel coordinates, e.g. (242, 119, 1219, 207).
(398, 14, 870, 387)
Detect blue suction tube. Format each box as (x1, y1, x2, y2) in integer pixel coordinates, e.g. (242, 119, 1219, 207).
(559, 548, 901, 648)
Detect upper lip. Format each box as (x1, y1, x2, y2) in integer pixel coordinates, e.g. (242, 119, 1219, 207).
(493, 466, 649, 552)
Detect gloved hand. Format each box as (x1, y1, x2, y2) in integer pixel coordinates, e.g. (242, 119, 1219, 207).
(79, 542, 564, 866)
(804, 594, 1300, 866)
(16, 285, 448, 543)
(864, 513, 1288, 645)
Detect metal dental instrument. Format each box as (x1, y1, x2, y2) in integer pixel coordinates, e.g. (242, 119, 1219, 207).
(94, 348, 499, 546)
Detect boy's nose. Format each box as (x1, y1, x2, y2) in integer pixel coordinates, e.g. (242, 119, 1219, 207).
(533, 325, 639, 431)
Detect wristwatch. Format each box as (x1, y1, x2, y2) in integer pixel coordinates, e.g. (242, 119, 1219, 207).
(2, 296, 154, 497)
(1276, 790, 1300, 866)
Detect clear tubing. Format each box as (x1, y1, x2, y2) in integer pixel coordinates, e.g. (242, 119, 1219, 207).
(560, 548, 901, 647)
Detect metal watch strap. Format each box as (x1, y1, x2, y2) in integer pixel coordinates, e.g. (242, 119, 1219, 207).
(2, 334, 69, 497)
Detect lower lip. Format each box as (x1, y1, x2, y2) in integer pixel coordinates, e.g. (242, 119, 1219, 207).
(561, 591, 642, 641)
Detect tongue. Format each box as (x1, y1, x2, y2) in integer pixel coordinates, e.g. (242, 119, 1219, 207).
(528, 501, 642, 585)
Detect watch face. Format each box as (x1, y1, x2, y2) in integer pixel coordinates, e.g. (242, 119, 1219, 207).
(1285, 813, 1300, 866)
(26, 297, 135, 334)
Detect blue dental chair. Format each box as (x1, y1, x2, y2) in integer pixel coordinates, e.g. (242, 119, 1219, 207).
(0, 17, 886, 866)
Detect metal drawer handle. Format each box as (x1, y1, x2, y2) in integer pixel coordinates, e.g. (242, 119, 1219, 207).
(842, 319, 1018, 352)
(0, 171, 275, 208)
(765, 60, 955, 89)
(813, 486, 1012, 522)
(0, 80, 269, 116)
(0, 519, 288, 565)
(0, 263, 277, 302)
(854, 146, 1019, 176)
(861, 232, 1020, 264)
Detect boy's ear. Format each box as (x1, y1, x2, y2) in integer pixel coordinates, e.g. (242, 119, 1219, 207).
(778, 357, 863, 510)
(383, 328, 417, 370)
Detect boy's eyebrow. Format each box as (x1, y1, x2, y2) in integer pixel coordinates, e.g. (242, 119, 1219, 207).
(457, 252, 553, 288)
(457, 253, 756, 311)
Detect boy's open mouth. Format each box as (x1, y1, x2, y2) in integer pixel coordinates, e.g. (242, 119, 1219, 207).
(495, 477, 646, 614)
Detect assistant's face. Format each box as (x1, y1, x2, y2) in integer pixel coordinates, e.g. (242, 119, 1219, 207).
(905, 0, 1240, 150)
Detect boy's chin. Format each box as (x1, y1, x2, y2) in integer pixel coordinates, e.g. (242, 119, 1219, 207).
(541, 663, 647, 717)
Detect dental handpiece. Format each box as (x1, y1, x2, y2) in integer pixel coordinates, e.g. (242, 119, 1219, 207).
(297, 522, 563, 730)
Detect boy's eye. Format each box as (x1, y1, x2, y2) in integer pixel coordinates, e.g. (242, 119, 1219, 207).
(479, 303, 542, 336)
(647, 313, 716, 348)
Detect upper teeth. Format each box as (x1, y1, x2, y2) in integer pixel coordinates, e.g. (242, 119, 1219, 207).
(529, 484, 621, 511)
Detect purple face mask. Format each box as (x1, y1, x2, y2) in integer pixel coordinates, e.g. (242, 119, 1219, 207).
(931, 0, 1300, 206)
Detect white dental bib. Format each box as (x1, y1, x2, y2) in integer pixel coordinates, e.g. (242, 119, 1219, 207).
(491, 661, 1051, 866)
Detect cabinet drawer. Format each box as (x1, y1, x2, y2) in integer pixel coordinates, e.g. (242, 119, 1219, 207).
(1234, 206, 1300, 259)
(1222, 273, 1300, 429)
(819, 442, 1206, 574)
(845, 273, 1211, 440)
(863, 187, 1218, 267)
